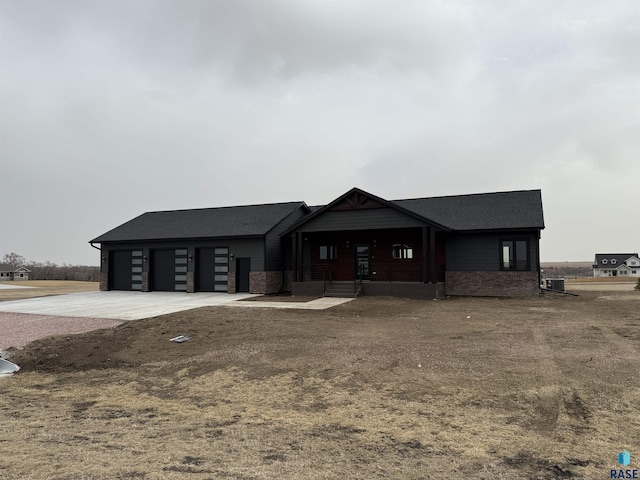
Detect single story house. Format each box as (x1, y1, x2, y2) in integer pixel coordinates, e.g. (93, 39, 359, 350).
(0, 264, 31, 281)
(593, 254, 640, 278)
(90, 187, 545, 298)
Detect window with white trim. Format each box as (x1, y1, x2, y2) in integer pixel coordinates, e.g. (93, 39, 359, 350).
(602, 259, 608, 264)
(611, 259, 617, 264)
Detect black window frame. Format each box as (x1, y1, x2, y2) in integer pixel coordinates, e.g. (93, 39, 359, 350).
(319, 245, 337, 260)
(392, 244, 414, 260)
(500, 239, 530, 271)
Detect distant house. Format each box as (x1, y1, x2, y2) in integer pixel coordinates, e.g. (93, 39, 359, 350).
(593, 254, 640, 278)
(0, 264, 31, 281)
(90, 187, 545, 298)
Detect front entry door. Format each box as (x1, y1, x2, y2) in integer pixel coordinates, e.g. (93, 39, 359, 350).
(354, 245, 370, 280)
(236, 258, 251, 292)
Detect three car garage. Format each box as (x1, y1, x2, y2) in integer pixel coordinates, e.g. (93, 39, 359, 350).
(92, 199, 310, 295)
(108, 247, 239, 292)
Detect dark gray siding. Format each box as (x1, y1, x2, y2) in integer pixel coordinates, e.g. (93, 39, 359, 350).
(264, 206, 309, 271)
(227, 239, 265, 271)
(445, 231, 539, 272)
(300, 208, 424, 233)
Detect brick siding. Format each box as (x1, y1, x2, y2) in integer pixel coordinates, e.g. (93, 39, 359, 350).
(227, 272, 236, 294)
(249, 271, 284, 294)
(99, 272, 108, 291)
(445, 271, 540, 297)
(186, 272, 195, 293)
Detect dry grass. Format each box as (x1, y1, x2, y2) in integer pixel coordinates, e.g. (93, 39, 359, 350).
(0, 281, 98, 302)
(567, 277, 637, 283)
(2, 292, 640, 478)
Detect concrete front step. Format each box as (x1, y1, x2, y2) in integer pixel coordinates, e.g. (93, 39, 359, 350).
(324, 283, 357, 298)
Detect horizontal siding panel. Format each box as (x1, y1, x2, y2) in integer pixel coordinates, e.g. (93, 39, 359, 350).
(446, 232, 539, 272)
(265, 206, 308, 271)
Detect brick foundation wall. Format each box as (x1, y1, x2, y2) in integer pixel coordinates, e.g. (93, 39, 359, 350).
(249, 271, 284, 294)
(445, 271, 540, 297)
(186, 272, 195, 293)
(249, 272, 265, 294)
(227, 272, 236, 294)
(99, 273, 108, 291)
(282, 271, 293, 292)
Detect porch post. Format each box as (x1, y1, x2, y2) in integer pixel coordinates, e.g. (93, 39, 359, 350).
(429, 227, 436, 283)
(296, 232, 303, 281)
(292, 233, 298, 282)
(422, 226, 428, 283)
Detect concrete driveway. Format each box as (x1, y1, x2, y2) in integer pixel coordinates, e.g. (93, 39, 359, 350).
(0, 291, 258, 321)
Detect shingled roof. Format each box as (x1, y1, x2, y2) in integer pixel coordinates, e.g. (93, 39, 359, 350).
(393, 189, 545, 231)
(90, 202, 307, 243)
(593, 253, 639, 268)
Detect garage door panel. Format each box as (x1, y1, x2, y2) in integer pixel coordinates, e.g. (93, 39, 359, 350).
(196, 247, 228, 292)
(110, 251, 132, 290)
(151, 249, 189, 292)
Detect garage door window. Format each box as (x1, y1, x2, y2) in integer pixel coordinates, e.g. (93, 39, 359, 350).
(175, 249, 188, 291)
(214, 248, 229, 291)
(132, 251, 143, 290)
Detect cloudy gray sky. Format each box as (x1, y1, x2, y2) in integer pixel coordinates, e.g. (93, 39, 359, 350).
(1, 0, 639, 265)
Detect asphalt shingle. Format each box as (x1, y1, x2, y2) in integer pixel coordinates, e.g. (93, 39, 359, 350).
(393, 190, 544, 230)
(90, 202, 306, 243)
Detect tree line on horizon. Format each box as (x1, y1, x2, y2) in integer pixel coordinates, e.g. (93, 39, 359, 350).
(2, 252, 99, 282)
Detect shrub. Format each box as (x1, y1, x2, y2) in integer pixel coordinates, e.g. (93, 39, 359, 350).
(636, 278, 640, 291)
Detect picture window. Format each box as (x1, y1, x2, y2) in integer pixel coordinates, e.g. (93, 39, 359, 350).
(392, 244, 413, 259)
(501, 239, 529, 271)
(320, 245, 337, 260)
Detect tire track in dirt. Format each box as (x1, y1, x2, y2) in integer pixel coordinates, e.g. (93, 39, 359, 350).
(529, 325, 593, 436)
(530, 325, 563, 433)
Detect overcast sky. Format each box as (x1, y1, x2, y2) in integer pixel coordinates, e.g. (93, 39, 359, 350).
(1, 0, 639, 265)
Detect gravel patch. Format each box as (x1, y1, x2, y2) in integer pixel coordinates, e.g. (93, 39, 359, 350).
(0, 312, 122, 352)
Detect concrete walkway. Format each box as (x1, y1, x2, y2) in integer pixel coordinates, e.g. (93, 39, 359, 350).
(0, 291, 258, 320)
(227, 297, 354, 309)
(0, 291, 355, 321)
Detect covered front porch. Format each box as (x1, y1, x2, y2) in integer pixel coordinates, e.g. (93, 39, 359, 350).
(289, 227, 445, 299)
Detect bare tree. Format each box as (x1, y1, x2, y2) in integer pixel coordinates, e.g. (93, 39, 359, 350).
(1, 252, 26, 268)
(1, 252, 99, 281)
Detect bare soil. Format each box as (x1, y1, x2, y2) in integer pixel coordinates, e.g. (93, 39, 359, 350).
(1, 291, 640, 479)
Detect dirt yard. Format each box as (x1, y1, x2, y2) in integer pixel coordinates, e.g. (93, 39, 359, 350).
(1, 290, 640, 479)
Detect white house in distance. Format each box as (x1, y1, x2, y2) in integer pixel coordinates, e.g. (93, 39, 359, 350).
(0, 263, 31, 281)
(593, 253, 640, 277)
